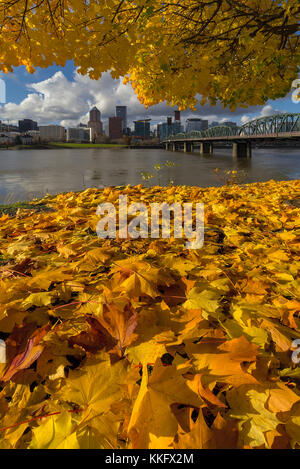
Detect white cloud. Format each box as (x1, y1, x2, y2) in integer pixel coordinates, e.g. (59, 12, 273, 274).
(240, 104, 286, 125)
(241, 115, 251, 124)
(240, 104, 285, 126)
(260, 104, 282, 117)
(0, 69, 278, 129)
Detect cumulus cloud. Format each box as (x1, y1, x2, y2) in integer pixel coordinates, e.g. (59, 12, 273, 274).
(240, 104, 286, 126)
(240, 115, 251, 124)
(0, 69, 282, 129)
(260, 104, 283, 117)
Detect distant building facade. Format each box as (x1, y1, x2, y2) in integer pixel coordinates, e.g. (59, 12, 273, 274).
(27, 130, 40, 142)
(19, 119, 38, 132)
(39, 125, 65, 141)
(222, 121, 237, 128)
(186, 118, 208, 133)
(116, 106, 127, 132)
(88, 106, 103, 140)
(134, 119, 151, 138)
(157, 121, 183, 141)
(66, 127, 92, 142)
(109, 116, 123, 139)
(20, 134, 34, 145)
(0, 132, 16, 144)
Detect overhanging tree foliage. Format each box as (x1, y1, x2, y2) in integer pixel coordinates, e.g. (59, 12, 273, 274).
(0, 0, 299, 109)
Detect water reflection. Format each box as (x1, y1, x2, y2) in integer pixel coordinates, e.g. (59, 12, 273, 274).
(0, 146, 299, 203)
(233, 157, 252, 170)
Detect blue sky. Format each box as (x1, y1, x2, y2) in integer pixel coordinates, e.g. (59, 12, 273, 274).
(0, 61, 299, 130)
(2, 62, 75, 104)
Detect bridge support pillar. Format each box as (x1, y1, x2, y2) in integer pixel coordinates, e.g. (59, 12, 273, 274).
(233, 142, 251, 158)
(165, 142, 169, 151)
(172, 142, 176, 151)
(184, 141, 192, 152)
(200, 142, 213, 155)
(246, 142, 252, 158)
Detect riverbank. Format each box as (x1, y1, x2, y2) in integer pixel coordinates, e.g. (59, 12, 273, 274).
(0, 180, 299, 449)
(0, 141, 297, 151)
(0, 142, 128, 150)
(0, 142, 165, 150)
(49, 142, 127, 149)
(1, 146, 300, 205)
(0, 199, 55, 216)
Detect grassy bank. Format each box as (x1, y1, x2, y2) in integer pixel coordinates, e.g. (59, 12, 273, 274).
(0, 200, 55, 216)
(0, 180, 299, 449)
(0, 143, 127, 150)
(0, 144, 52, 150)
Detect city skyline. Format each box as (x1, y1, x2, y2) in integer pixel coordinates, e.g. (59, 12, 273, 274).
(2, 108, 238, 138)
(0, 63, 299, 131)
(0, 99, 244, 133)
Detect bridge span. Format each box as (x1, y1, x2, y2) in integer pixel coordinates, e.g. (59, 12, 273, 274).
(163, 113, 300, 158)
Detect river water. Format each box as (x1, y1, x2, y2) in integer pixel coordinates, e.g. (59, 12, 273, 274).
(0, 147, 299, 204)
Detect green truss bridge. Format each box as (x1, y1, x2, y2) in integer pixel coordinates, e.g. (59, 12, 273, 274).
(164, 113, 300, 158)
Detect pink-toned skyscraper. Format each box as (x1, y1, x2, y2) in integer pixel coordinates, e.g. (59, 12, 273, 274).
(88, 106, 103, 140)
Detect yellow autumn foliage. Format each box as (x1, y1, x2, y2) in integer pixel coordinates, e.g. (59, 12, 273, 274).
(0, 1, 299, 109)
(0, 180, 299, 448)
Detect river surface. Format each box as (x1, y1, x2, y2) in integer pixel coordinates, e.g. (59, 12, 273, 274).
(0, 147, 299, 203)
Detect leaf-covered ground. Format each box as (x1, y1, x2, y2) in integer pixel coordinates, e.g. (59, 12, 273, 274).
(0, 180, 299, 449)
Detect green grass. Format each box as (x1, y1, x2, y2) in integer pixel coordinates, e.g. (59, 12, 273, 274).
(49, 142, 127, 149)
(0, 201, 54, 216)
(15, 144, 51, 150)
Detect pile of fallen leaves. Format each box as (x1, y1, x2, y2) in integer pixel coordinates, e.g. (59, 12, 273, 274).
(0, 180, 300, 449)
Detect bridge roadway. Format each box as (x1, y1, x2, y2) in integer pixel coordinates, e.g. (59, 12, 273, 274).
(163, 113, 300, 158)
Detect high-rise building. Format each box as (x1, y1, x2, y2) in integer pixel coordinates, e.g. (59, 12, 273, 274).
(19, 119, 38, 132)
(109, 116, 123, 139)
(174, 110, 181, 122)
(116, 106, 127, 131)
(186, 118, 208, 132)
(202, 120, 209, 130)
(134, 119, 151, 138)
(88, 106, 103, 140)
(157, 121, 183, 141)
(89, 106, 101, 122)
